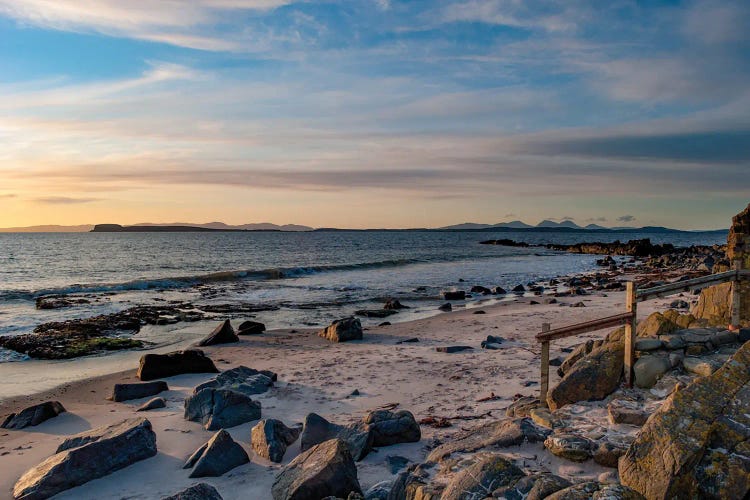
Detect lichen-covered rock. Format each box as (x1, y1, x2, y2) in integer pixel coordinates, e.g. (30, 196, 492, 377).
(272, 438, 362, 500)
(547, 341, 623, 410)
(692, 282, 733, 326)
(637, 312, 680, 337)
(593, 440, 628, 468)
(608, 401, 650, 426)
(557, 339, 601, 377)
(619, 340, 750, 499)
(251, 419, 301, 463)
(592, 484, 645, 499)
(426, 418, 550, 463)
(319, 318, 363, 342)
(633, 355, 671, 389)
(184, 429, 249, 478)
(544, 434, 593, 462)
(2, 401, 66, 429)
(440, 454, 524, 500)
(545, 481, 601, 500)
(494, 473, 571, 500)
(363, 410, 420, 447)
(505, 396, 539, 417)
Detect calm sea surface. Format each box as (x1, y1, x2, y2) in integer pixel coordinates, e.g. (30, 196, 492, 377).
(0, 230, 727, 361)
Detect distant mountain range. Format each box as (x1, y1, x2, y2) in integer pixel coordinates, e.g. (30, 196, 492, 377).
(437, 220, 690, 231)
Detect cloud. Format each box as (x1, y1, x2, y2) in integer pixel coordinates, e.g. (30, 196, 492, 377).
(0, 193, 17, 199)
(617, 215, 635, 223)
(34, 196, 101, 204)
(586, 217, 607, 222)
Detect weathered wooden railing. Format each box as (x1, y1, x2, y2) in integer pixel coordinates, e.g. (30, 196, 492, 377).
(536, 261, 748, 407)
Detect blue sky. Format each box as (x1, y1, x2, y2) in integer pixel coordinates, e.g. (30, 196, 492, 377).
(0, 0, 748, 229)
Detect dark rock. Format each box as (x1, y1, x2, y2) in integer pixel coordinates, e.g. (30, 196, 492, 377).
(184, 429, 249, 478)
(198, 320, 239, 347)
(14, 418, 156, 499)
(193, 365, 276, 396)
(35, 296, 90, 310)
(435, 345, 473, 353)
(363, 410, 420, 447)
(545, 481, 601, 500)
(396, 337, 419, 344)
(300, 413, 373, 461)
(385, 455, 410, 474)
(238, 321, 266, 335)
(137, 397, 166, 412)
(137, 349, 218, 381)
(593, 440, 628, 468)
(162, 483, 223, 500)
(512, 284, 525, 293)
(492, 287, 507, 295)
(2, 401, 66, 430)
(251, 419, 302, 463)
(110, 381, 168, 402)
(441, 454, 524, 500)
(184, 387, 261, 430)
(383, 299, 409, 310)
(378, 322, 391, 327)
(272, 438, 362, 500)
(473, 309, 486, 314)
(442, 290, 466, 300)
(470, 286, 492, 295)
(319, 318, 363, 342)
(438, 303, 452, 312)
(494, 473, 571, 500)
(355, 309, 399, 318)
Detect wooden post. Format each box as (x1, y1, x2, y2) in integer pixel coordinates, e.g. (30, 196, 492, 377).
(540, 323, 550, 408)
(732, 259, 741, 329)
(624, 282, 637, 387)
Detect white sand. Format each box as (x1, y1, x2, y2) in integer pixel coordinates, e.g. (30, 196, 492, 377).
(0, 290, 672, 499)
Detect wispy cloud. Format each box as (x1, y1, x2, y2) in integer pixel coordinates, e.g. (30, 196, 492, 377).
(34, 196, 101, 204)
(617, 215, 636, 223)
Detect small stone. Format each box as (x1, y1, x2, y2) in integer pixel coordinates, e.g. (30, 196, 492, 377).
(136, 397, 166, 412)
(435, 346, 473, 353)
(438, 303, 452, 312)
(544, 434, 593, 462)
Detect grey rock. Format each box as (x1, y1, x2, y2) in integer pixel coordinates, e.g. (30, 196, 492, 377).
(198, 319, 239, 347)
(364, 481, 392, 500)
(110, 381, 168, 402)
(355, 309, 399, 318)
(438, 303, 452, 312)
(633, 355, 671, 389)
(161, 483, 223, 500)
(545, 481, 601, 500)
(594, 440, 628, 468)
(136, 397, 166, 412)
(14, 418, 156, 500)
(384, 455, 409, 474)
(383, 299, 409, 310)
(608, 401, 650, 426)
(300, 413, 372, 461)
(184, 429, 249, 478)
(2, 401, 66, 430)
(272, 438, 362, 500)
(635, 338, 663, 351)
(238, 320, 266, 335)
(319, 318, 363, 342)
(495, 473, 571, 500)
(251, 419, 302, 463)
(682, 357, 722, 377)
(660, 334, 687, 350)
(362, 410, 420, 447)
(137, 349, 218, 381)
(441, 454, 524, 500)
(184, 388, 261, 430)
(435, 345, 473, 353)
(544, 433, 594, 462)
(194, 365, 275, 397)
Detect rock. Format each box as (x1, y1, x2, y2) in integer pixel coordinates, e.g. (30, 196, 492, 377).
(355, 309, 399, 318)
(633, 355, 671, 389)
(137, 397, 166, 412)
(441, 454, 524, 500)
(473, 309, 487, 314)
(319, 318, 363, 342)
(682, 356, 722, 377)
(300, 413, 373, 461)
(438, 303, 452, 312)
(634, 338, 663, 351)
(592, 484, 645, 499)
(660, 334, 686, 350)
(426, 418, 550, 462)
(194, 365, 276, 396)
(619, 340, 750, 499)
(198, 319, 239, 347)
(496, 473, 571, 500)
(557, 339, 599, 377)
(692, 282, 733, 326)
(2, 401, 66, 430)
(137, 349, 218, 381)
(442, 291, 466, 300)
(238, 321, 266, 335)
(383, 299, 409, 310)
(363, 410, 420, 446)
(14, 418, 157, 499)
(396, 337, 419, 344)
(545, 481, 601, 500)
(608, 401, 650, 426)
(251, 419, 302, 463)
(364, 481, 392, 500)
(184, 388, 261, 430)
(378, 322, 391, 327)
(35, 295, 90, 310)
(110, 381, 169, 402)
(571, 301, 586, 307)
(184, 429, 249, 478)
(594, 440, 627, 468)
(670, 299, 689, 309)
(529, 408, 554, 428)
(512, 284, 525, 293)
(435, 345, 473, 353)
(505, 396, 539, 417)
(384, 455, 410, 474)
(470, 285, 492, 295)
(492, 287, 507, 295)
(637, 312, 680, 337)
(544, 433, 593, 462)
(710, 329, 737, 346)
(547, 341, 623, 410)
(272, 438, 362, 500)
(162, 483, 223, 500)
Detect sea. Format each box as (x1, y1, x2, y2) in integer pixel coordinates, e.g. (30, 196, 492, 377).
(0, 229, 727, 364)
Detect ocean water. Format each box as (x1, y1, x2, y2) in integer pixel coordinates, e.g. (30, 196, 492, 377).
(0, 230, 727, 362)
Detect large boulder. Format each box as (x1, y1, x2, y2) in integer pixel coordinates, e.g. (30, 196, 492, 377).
(251, 419, 302, 463)
(363, 409, 421, 447)
(2, 401, 66, 430)
(633, 354, 671, 389)
(162, 483, 223, 500)
(692, 282, 733, 326)
(137, 349, 218, 381)
(110, 381, 168, 402)
(547, 341, 623, 410)
(426, 418, 550, 463)
(197, 320, 239, 346)
(13, 418, 157, 500)
(272, 438, 362, 500)
(619, 340, 750, 499)
(441, 454, 524, 500)
(300, 413, 372, 461)
(193, 365, 275, 396)
(183, 429, 249, 478)
(184, 387, 261, 430)
(319, 318, 363, 342)
(238, 320, 266, 335)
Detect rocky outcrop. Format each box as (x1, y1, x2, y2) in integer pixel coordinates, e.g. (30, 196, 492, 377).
(272, 438, 362, 500)
(547, 341, 623, 410)
(728, 202, 750, 325)
(319, 318, 363, 342)
(14, 418, 157, 500)
(110, 381, 168, 402)
(363, 409, 421, 447)
(692, 282, 733, 326)
(440, 454, 524, 500)
(251, 419, 302, 463)
(383, 299, 409, 310)
(619, 340, 750, 499)
(184, 429, 249, 478)
(300, 413, 373, 461)
(184, 387, 261, 430)
(197, 320, 239, 346)
(137, 349, 218, 381)
(545, 239, 674, 257)
(162, 483, 223, 500)
(2, 401, 66, 430)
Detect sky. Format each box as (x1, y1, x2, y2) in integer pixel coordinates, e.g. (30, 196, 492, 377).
(0, 0, 748, 229)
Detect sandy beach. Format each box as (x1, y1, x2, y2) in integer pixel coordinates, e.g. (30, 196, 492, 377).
(0, 289, 671, 499)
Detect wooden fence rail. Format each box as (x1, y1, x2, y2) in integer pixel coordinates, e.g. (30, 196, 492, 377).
(536, 262, 747, 407)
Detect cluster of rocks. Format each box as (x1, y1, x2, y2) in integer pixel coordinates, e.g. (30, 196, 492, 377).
(355, 299, 410, 318)
(34, 295, 92, 310)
